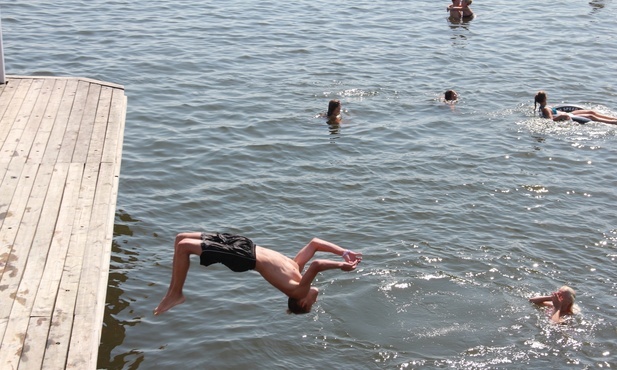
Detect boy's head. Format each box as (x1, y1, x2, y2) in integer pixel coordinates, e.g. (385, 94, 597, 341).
(287, 287, 319, 314)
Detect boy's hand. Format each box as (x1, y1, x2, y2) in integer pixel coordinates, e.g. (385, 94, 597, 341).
(341, 260, 360, 271)
(342, 250, 363, 263)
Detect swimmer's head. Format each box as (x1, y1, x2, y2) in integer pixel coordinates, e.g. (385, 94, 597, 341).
(557, 285, 578, 314)
(558, 286, 576, 302)
(465, 0, 472, 5)
(534, 91, 547, 109)
(444, 90, 458, 101)
(327, 99, 341, 118)
(287, 287, 319, 315)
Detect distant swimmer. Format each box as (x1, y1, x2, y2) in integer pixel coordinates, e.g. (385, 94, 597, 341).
(534, 91, 617, 124)
(327, 99, 342, 124)
(450, 0, 474, 20)
(529, 285, 579, 324)
(461, 0, 476, 21)
(154, 232, 362, 315)
(444, 89, 459, 102)
(447, 0, 464, 21)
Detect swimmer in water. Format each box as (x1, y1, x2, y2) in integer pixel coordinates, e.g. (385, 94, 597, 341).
(327, 99, 342, 124)
(444, 89, 458, 102)
(447, 0, 464, 21)
(534, 91, 617, 124)
(529, 285, 578, 324)
(450, 0, 474, 19)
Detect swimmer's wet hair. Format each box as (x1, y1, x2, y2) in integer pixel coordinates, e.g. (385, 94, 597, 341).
(559, 285, 580, 314)
(559, 285, 576, 300)
(444, 90, 457, 101)
(327, 99, 341, 117)
(287, 297, 310, 315)
(534, 91, 547, 111)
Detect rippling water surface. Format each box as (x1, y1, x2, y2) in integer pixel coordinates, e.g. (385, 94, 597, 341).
(4, 1, 617, 368)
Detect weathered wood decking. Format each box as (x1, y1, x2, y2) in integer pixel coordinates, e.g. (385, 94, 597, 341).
(0, 76, 127, 369)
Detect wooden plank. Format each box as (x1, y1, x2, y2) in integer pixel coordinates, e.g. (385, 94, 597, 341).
(0, 79, 35, 162)
(31, 163, 83, 317)
(0, 153, 30, 231)
(0, 79, 45, 160)
(0, 164, 69, 348)
(0, 162, 23, 230)
(67, 163, 115, 370)
(56, 81, 91, 163)
(0, 162, 8, 197)
(19, 316, 51, 370)
(27, 79, 68, 164)
(42, 162, 98, 370)
(0, 163, 54, 360)
(113, 94, 128, 176)
(41, 79, 79, 164)
(86, 87, 112, 164)
(0, 79, 23, 142)
(101, 90, 126, 164)
(0, 162, 39, 266)
(8, 75, 124, 90)
(21, 163, 82, 370)
(0, 164, 68, 370)
(71, 84, 101, 163)
(9, 79, 56, 164)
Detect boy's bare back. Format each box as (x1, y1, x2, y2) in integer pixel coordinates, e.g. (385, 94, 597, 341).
(254, 246, 303, 297)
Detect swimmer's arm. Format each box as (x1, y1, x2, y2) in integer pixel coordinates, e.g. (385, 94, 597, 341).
(544, 107, 570, 121)
(294, 238, 361, 270)
(541, 107, 554, 120)
(542, 107, 568, 121)
(293, 259, 360, 297)
(550, 310, 564, 324)
(553, 113, 570, 121)
(529, 295, 553, 307)
(550, 294, 566, 324)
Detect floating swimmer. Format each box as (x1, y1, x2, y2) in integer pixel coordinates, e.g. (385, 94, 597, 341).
(154, 232, 362, 315)
(449, 0, 474, 20)
(327, 99, 342, 124)
(529, 285, 579, 324)
(444, 89, 458, 102)
(534, 91, 617, 124)
(447, 0, 465, 21)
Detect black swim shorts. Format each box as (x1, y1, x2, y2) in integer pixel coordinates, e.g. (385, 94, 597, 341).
(199, 232, 257, 272)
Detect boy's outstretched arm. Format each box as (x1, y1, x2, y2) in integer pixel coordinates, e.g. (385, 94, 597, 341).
(294, 238, 362, 271)
(291, 259, 360, 298)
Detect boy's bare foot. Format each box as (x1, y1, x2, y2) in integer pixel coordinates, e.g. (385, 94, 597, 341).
(154, 294, 186, 315)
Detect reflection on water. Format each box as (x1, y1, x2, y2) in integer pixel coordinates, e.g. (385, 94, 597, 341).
(448, 21, 471, 48)
(328, 122, 341, 138)
(589, 0, 607, 13)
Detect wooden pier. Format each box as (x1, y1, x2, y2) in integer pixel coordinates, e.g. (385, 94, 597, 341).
(0, 76, 127, 369)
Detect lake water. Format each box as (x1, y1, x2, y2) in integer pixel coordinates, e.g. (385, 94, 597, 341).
(3, 1, 617, 368)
